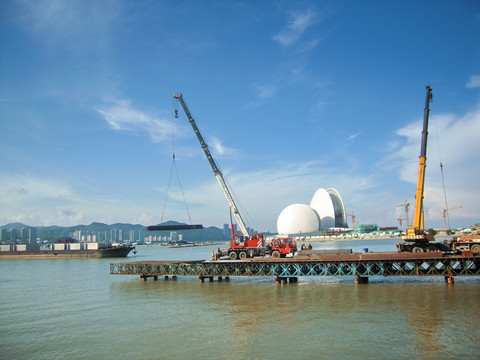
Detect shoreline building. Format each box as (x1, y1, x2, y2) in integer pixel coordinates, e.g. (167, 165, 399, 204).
(277, 188, 348, 235)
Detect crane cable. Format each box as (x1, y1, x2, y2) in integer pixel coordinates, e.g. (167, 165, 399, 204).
(223, 174, 258, 232)
(160, 98, 193, 224)
(431, 98, 450, 229)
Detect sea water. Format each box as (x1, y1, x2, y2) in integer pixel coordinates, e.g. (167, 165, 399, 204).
(1, 239, 479, 360)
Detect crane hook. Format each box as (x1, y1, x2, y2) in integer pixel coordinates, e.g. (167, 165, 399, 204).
(175, 109, 179, 118)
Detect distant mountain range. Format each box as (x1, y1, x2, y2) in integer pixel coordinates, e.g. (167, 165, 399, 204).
(0, 221, 234, 243)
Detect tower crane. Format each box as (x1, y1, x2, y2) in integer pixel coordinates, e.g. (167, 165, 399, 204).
(346, 213, 356, 231)
(396, 201, 410, 228)
(440, 206, 463, 231)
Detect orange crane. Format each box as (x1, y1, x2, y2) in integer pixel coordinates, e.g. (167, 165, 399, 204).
(440, 206, 463, 231)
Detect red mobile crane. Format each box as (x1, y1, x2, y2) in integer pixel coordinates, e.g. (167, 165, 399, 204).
(173, 94, 296, 259)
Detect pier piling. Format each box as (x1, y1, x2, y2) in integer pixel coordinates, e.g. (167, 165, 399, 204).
(445, 276, 455, 284)
(355, 276, 369, 284)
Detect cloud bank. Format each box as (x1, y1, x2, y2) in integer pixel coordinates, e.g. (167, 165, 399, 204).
(273, 10, 317, 47)
(96, 100, 175, 142)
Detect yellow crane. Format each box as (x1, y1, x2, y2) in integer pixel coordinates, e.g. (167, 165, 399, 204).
(404, 86, 433, 242)
(397, 86, 448, 252)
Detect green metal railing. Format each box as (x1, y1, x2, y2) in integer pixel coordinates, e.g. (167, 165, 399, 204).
(111, 256, 480, 280)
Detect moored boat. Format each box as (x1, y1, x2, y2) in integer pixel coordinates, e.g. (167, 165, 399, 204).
(0, 243, 135, 259)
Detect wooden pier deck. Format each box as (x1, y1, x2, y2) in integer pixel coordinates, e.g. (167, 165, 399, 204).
(110, 251, 480, 284)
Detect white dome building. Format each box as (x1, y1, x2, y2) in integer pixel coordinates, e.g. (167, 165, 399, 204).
(326, 188, 347, 228)
(276, 204, 320, 235)
(310, 188, 336, 229)
(276, 188, 347, 235)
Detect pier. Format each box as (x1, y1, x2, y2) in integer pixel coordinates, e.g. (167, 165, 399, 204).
(110, 251, 480, 284)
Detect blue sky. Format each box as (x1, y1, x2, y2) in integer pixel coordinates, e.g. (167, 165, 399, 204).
(1, 1, 479, 232)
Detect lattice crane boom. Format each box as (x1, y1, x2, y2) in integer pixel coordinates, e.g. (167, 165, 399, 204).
(173, 93, 249, 237)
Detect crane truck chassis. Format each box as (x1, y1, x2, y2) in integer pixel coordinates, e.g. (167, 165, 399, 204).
(397, 233, 480, 253)
(226, 234, 297, 259)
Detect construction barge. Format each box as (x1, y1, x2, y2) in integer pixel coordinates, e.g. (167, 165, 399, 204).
(110, 250, 480, 284)
(1, 243, 135, 259)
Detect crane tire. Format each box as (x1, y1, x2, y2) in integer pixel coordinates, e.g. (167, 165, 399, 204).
(229, 251, 238, 260)
(471, 244, 480, 251)
(272, 250, 281, 258)
(412, 246, 424, 253)
(239, 251, 247, 259)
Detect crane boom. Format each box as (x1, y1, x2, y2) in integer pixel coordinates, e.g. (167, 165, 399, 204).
(403, 85, 434, 242)
(413, 85, 433, 230)
(397, 86, 472, 253)
(173, 93, 249, 237)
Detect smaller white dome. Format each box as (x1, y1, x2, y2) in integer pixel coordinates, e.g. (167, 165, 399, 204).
(277, 203, 320, 235)
(310, 188, 335, 228)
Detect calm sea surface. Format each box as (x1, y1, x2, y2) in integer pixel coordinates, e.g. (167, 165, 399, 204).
(1, 239, 479, 360)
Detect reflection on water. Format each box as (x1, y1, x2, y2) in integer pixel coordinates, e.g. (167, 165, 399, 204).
(2, 241, 480, 360)
(108, 277, 480, 359)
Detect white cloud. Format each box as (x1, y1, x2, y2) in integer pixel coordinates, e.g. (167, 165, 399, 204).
(96, 100, 178, 142)
(256, 85, 277, 99)
(136, 213, 155, 225)
(383, 109, 480, 226)
(347, 132, 361, 141)
(273, 10, 317, 47)
(250, 63, 306, 105)
(466, 75, 480, 88)
(3, 108, 478, 231)
(17, 0, 122, 47)
(54, 208, 85, 224)
(296, 37, 324, 54)
(159, 160, 381, 232)
(0, 173, 81, 226)
(208, 137, 237, 157)
(0, 173, 72, 202)
(247, 84, 277, 108)
(0, 172, 149, 227)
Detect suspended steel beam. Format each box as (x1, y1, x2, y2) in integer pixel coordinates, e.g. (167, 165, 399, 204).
(147, 225, 203, 231)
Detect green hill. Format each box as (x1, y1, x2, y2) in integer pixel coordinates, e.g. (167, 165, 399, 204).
(1, 221, 230, 243)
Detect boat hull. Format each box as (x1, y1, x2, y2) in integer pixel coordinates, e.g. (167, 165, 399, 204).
(0, 246, 135, 259)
